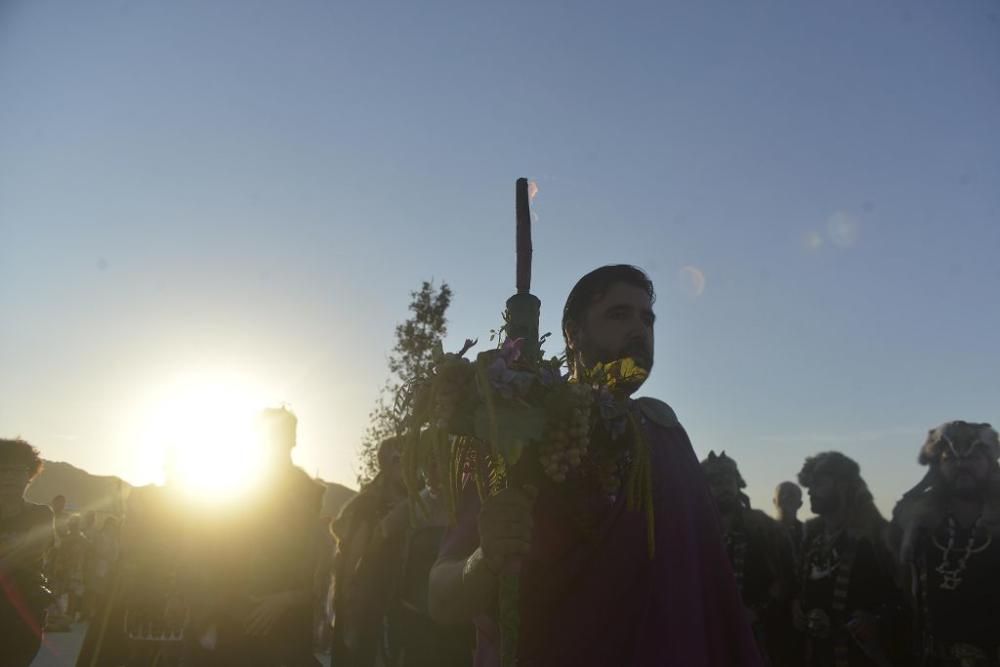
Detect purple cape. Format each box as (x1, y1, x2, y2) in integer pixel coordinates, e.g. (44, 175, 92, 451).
(441, 399, 763, 667)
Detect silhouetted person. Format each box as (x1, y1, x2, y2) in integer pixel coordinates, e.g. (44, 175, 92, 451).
(794, 452, 904, 667)
(76, 475, 189, 667)
(375, 463, 474, 667)
(0, 438, 55, 667)
(702, 451, 798, 666)
(774, 481, 805, 562)
(44, 493, 70, 631)
(330, 436, 407, 667)
(81, 510, 101, 619)
(55, 513, 90, 622)
(192, 407, 325, 667)
(49, 494, 67, 538)
(890, 421, 1000, 666)
(88, 516, 120, 621)
(428, 265, 762, 666)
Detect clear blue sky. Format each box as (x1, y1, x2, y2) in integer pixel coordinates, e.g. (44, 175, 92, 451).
(2, 0, 998, 513)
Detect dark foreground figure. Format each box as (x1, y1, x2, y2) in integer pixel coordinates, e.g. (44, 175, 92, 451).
(0, 438, 55, 667)
(77, 407, 323, 667)
(891, 421, 1000, 667)
(702, 451, 798, 666)
(428, 265, 762, 666)
(794, 452, 906, 667)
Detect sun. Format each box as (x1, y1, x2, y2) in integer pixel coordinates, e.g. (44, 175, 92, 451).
(135, 371, 271, 502)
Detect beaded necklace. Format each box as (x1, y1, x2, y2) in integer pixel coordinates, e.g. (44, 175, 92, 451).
(932, 515, 991, 591)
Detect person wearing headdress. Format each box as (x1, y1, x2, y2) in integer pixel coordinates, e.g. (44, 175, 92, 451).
(794, 451, 905, 667)
(889, 421, 1000, 666)
(701, 451, 799, 666)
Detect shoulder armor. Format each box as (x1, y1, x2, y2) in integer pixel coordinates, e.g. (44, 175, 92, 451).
(636, 397, 679, 428)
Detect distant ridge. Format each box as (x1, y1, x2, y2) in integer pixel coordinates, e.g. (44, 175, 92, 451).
(26, 459, 357, 519)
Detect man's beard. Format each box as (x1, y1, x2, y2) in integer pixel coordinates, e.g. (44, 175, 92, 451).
(943, 473, 988, 501)
(622, 340, 654, 372)
(810, 494, 839, 516)
(587, 341, 654, 373)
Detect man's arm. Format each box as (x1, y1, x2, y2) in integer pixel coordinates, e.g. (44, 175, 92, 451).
(428, 547, 502, 624)
(428, 485, 536, 625)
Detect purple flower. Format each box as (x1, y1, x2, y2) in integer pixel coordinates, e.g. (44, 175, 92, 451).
(487, 352, 535, 399)
(500, 337, 524, 364)
(538, 365, 564, 387)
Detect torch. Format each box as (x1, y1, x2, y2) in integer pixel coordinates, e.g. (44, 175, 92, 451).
(505, 178, 541, 362)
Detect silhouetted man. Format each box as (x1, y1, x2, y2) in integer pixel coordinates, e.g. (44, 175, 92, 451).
(1, 438, 55, 667)
(199, 407, 325, 667)
(702, 451, 797, 666)
(795, 452, 904, 667)
(774, 481, 805, 562)
(890, 421, 1000, 666)
(428, 265, 762, 666)
(330, 436, 407, 667)
(376, 463, 474, 667)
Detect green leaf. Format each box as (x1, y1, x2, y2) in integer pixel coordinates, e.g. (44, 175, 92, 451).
(473, 404, 546, 465)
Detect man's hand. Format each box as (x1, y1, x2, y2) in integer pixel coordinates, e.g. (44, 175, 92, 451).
(478, 485, 537, 574)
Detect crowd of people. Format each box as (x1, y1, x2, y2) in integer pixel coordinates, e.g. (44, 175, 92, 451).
(2, 264, 998, 666)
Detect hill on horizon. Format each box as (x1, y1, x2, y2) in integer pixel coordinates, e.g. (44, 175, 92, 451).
(26, 459, 357, 519)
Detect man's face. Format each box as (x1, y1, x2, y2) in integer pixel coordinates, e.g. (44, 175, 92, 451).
(939, 450, 992, 499)
(0, 465, 30, 504)
(776, 485, 803, 515)
(569, 282, 655, 389)
(807, 474, 840, 516)
(706, 473, 742, 514)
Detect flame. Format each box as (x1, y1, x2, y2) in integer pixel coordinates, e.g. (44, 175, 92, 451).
(528, 180, 539, 201)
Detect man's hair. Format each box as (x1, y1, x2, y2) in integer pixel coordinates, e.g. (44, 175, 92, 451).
(561, 264, 655, 367)
(774, 481, 802, 500)
(0, 438, 44, 481)
(798, 451, 862, 489)
(799, 451, 885, 538)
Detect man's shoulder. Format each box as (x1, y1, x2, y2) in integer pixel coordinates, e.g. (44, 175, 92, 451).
(743, 508, 778, 531)
(636, 397, 680, 429)
(285, 466, 326, 509)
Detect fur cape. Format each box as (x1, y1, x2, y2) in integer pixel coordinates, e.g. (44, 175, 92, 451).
(890, 473, 1000, 565)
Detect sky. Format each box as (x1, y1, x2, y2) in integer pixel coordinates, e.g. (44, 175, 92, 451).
(1, 0, 998, 514)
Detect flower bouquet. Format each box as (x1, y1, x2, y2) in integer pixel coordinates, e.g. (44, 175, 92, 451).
(400, 333, 656, 666)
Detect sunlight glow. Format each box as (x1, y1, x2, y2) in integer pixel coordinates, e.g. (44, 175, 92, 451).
(135, 371, 271, 502)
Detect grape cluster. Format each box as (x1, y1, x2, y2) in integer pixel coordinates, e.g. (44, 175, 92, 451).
(540, 384, 593, 483)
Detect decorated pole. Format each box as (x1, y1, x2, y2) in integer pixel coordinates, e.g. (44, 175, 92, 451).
(496, 177, 541, 667)
(403, 178, 655, 667)
(506, 178, 541, 362)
